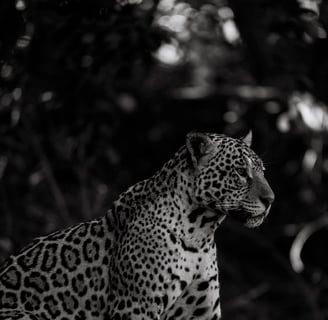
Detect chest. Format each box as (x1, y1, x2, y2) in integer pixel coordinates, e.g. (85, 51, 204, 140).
(113, 222, 219, 294)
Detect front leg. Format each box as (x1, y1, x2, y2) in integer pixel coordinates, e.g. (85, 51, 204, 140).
(106, 272, 187, 320)
(107, 294, 161, 320)
(160, 277, 221, 320)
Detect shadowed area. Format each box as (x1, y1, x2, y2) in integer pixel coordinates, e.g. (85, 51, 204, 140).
(0, 0, 327, 319)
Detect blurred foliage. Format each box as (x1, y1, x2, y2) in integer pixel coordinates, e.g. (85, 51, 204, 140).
(0, 0, 328, 319)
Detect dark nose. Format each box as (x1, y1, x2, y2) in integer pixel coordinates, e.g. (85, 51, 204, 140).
(260, 192, 275, 209)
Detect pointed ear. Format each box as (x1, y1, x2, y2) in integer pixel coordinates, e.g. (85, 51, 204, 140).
(242, 130, 252, 147)
(186, 132, 215, 168)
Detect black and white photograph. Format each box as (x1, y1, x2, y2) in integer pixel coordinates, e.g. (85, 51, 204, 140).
(0, 0, 327, 319)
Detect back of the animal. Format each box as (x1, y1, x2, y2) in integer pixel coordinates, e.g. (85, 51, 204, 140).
(0, 215, 113, 320)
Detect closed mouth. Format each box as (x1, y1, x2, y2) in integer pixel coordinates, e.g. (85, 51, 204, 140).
(246, 214, 265, 223)
(228, 209, 265, 224)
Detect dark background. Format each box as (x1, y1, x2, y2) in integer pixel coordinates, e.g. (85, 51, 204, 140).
(0, 0, 328, 319)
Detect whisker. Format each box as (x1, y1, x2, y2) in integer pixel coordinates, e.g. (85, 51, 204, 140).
(262, 160, 273, 167)
(260, 153, 274, 168)
(216, 204, 237, 208)
(219, 202, 239, 205)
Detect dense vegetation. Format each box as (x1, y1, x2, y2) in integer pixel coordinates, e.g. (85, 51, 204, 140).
(0, 0, 327, 319)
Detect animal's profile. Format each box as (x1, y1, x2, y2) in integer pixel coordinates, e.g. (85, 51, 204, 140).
(0, 131, 274, 320)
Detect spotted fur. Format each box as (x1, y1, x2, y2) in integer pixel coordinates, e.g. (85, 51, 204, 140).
(0, 132, 274, 320)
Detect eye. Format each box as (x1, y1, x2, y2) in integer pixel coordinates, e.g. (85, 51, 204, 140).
(236, 167, 248, 177)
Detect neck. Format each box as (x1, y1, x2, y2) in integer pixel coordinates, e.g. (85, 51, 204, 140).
(108, 146, 226, 249)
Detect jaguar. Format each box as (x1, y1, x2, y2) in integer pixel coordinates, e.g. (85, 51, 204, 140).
(0, 131, 274, 320)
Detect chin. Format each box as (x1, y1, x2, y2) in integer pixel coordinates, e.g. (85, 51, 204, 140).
(244, 214, 266, 228)
(228, 209, 267, 227)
